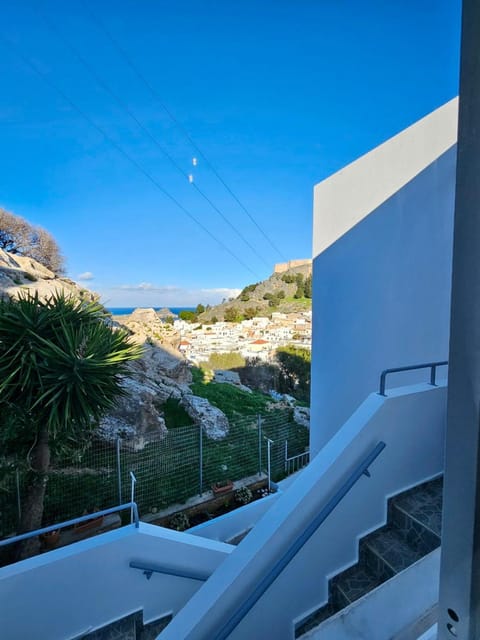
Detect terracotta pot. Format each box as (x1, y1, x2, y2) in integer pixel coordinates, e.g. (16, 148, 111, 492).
(40, 530, 60, 550)
(212, 480, 234, 495)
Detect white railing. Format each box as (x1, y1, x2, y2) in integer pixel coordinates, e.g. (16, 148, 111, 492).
(284, 441, 310, 475)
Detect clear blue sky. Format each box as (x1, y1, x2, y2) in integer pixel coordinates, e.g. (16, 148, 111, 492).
(0, 0, 461, 307)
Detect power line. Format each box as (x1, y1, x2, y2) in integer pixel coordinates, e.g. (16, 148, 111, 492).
(37, 9, 271, 270)
(81, 1, 288, 262)
(4, 35, 260, 279)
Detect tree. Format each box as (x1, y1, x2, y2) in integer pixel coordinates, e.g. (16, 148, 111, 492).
(304, 274, 312, 299)
(179, 310, 197, 322)
(0, 292, 142, 556)
(224, 307, 242, 323)
(195, 303, 205, 315)
(0, 208, 65, 273)
(275, 345, 311, 402)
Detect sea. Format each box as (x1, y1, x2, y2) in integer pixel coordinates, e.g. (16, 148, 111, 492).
(107, 307, 195, 316)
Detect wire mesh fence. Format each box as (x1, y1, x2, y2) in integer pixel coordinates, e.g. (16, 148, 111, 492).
(0, 409, 309, 537)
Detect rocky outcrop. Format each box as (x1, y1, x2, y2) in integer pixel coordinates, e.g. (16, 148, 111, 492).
(198, 263, 312, 322)
(99, 377, 168, 442)
(213, 369, 252, 393)
(293, 406, 310, 429)
(180, 395, 229, 440)
(131, 343, 191, 386)
(0, 247, 92, 302)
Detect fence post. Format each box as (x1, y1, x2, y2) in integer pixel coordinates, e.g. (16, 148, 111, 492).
(116, 438, 122, 505)
(258, 414, 262, 476)
(284, 440, 288, 473)
(266, 438, 273, 492)
(15, 469, 21, 524)
(199, 424, 203, 495)
(130, 471, 137, 524)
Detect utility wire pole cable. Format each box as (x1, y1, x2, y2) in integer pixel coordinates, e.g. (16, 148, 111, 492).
(4, 36, 259, 278)
(81, 1, 288, 262)
(37, 9, 270, 270)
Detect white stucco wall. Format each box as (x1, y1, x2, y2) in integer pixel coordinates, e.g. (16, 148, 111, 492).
(310, 100, 457, 455)
(160, 383, 446, 640)
(0, 523, 231, 640)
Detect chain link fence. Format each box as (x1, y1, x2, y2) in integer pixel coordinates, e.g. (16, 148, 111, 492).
(0, 410, 309, 538)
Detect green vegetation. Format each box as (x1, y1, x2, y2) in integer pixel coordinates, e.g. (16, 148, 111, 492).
(161, 397, 194, 429)
(224, 306, 243, 322)
(275, 345, 311, 402)
(200, 351, 246, 370)
(263, 290, 286, 307)
(0, 292, 142, 556)
(179, 310, 197, 322)
(191, 367, 270, 419)
(239, 282, 258, 302)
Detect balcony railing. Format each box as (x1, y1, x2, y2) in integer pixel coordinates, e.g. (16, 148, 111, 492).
(378, 361, 448, 396)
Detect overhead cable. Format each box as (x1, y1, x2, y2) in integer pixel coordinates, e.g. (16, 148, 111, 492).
(82, 1, 288, 262)
(37, 9, 271, 269)
(5, 36, 259, 278)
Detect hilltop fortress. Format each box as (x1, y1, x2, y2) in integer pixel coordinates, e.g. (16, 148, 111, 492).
(273, 259, 312, 274)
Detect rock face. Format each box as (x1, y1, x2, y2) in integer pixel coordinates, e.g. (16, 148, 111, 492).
(132, 343, 191, 386)
(0, 247, 92, 301)
(198, 263, 312, 322)
(180, 395, 229, 440)
(99, 377, 168, 442)
(214, 369, 252, 393)
(294, 406, 310, 429)
(0, 249, 242, 444)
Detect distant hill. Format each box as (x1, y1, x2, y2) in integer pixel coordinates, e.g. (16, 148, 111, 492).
(198, 263, 312, 322)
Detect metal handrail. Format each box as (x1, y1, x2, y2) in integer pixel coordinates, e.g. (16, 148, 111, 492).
(129, 560, 211, 582)
(378, 361, 448, 396)
(0, 502, 140, 548)
(212, 441, 386, 640)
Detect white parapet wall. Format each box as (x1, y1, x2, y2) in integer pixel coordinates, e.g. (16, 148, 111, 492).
(0, 523, 232, 640)
(311, 98, 458, 454)
(159, 382, 446, 640)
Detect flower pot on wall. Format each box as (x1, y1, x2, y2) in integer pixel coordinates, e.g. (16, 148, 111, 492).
(212, 480, 234, 496)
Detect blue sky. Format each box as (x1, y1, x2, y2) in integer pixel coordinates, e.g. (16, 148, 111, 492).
(0, 1, 461, 307)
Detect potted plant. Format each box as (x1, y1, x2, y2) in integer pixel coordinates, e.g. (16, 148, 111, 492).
(212, 464, 233, 495)
(40, 529, 60, 550)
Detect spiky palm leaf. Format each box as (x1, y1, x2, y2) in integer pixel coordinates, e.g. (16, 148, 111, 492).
(0, 292, 143, 438)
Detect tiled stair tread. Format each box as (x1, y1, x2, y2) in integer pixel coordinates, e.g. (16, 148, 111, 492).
(139, 614, 173, 639)
(295, 476, 444, 637)
(363, 525, 425, 573)
(331, 564, 383, 604)
(294, 604, 335, 638)
(392, 478, 443, 536)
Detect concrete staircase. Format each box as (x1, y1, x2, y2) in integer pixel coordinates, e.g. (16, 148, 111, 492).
(295, 476, 443, 637)
(81, 612, 172, 640)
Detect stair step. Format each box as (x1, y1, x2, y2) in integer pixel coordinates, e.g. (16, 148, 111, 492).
(295, 477, 443, 637)
(330, 564, 382, 608)
(361, 525, 424, 578)
(294, 604, 336, 638)
(137, 614, 172, 639)
(389, 478, 442, 554)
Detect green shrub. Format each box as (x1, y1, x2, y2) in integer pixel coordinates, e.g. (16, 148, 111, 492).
(169, 511, 190, 531)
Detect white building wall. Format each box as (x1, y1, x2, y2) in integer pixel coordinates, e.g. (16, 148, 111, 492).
(159, 383, 446, 640)
(0, 524, 231, 640)
(311, 100, 457, 455)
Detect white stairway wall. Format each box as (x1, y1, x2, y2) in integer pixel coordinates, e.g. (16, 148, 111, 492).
(159, 383, 446, 640)
(0, 523, 232, 640)
(310, 99, 457, 455)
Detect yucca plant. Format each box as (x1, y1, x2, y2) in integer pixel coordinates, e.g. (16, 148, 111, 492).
(0, 292, 143, 557)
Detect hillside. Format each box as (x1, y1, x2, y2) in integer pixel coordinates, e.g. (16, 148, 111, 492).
(198, 263, 312, 322)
